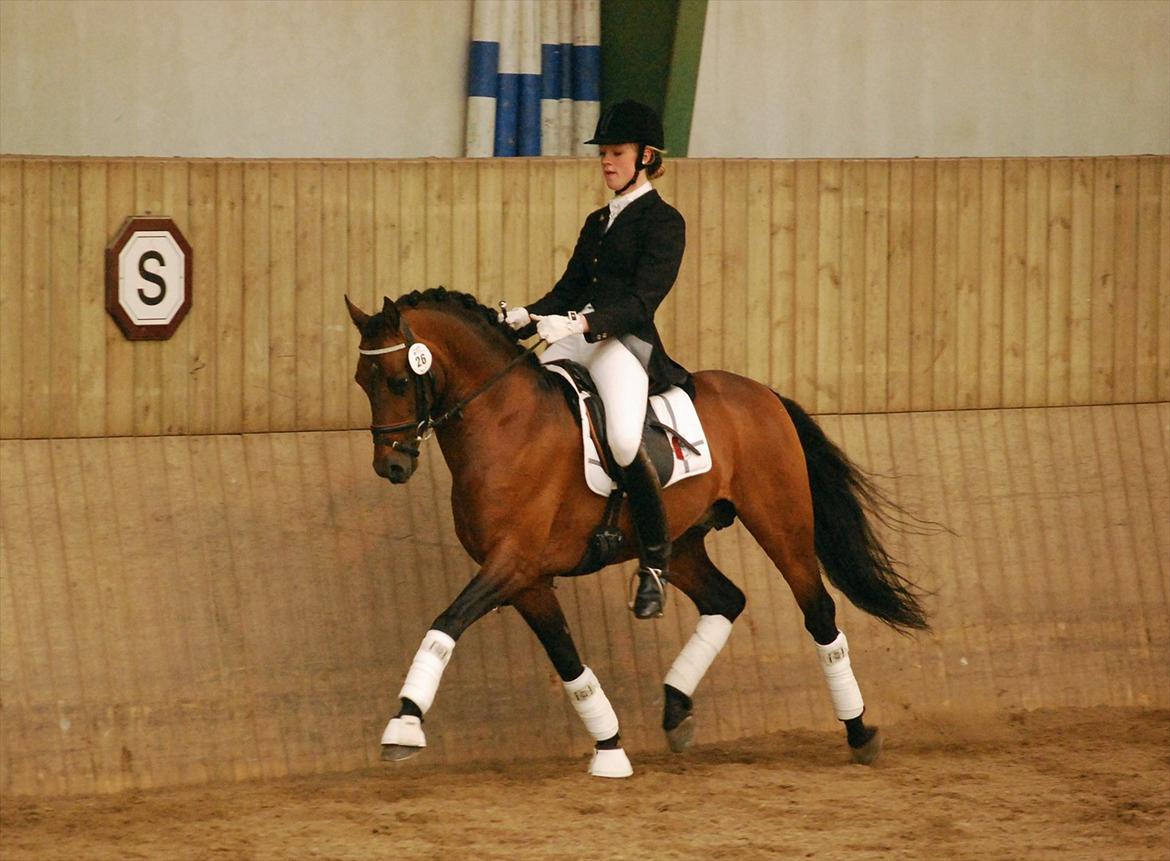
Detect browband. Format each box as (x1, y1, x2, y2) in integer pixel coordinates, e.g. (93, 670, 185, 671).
(359, 343, 407, 356)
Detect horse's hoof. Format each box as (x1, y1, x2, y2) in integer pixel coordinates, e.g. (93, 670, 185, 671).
(665, 715, 695, 753)
(850, 726, 882, 765)
(380, 715, 426, 762)
(589, 747, 633, 778)
(381, 744, 424, 762)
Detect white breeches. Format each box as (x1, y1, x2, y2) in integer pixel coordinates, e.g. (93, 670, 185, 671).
(541, 334, 648, 467)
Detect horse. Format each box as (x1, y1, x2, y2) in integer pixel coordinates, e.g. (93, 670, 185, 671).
(346, 287, 928, 778)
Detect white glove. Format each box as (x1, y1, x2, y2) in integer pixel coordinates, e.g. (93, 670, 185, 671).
(532, 312, 586, 344)
(498, 306, 531, 330)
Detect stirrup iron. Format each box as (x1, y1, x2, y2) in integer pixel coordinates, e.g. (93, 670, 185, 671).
(628, 566, 667, 618)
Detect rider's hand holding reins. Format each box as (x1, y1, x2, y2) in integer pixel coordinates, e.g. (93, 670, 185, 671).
(499, 306, 532, 330)
(532, 312, 587, 343)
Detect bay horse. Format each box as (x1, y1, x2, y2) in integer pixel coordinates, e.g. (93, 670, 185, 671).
(346, 288, 927, 778)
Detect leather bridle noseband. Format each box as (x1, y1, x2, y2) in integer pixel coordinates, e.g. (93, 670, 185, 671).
(359, 312, 541, 459)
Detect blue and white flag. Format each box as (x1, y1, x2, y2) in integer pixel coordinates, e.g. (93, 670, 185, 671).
(466, 0, 601, 157)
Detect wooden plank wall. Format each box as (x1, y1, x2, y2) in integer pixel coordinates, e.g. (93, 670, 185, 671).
(1, 155, 1168, 796)
(0, 404, 1166, 796)
(1, 156, 1167, 440)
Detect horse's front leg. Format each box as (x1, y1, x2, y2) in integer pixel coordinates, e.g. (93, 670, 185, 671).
(381, 567, 520, 761)
(510, 583, 633, 778)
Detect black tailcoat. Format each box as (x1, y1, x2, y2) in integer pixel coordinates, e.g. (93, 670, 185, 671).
(527, 189, 692, 395)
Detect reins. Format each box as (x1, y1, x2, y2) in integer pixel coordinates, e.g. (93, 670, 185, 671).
(360, 311, 542, 457)
(430, 341, 543, 428)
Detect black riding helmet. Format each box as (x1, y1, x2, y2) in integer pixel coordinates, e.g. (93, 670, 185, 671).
(586, 100, 665, 193)
(586, 100, 665, 149)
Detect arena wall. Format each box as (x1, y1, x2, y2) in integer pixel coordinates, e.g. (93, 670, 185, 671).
(1, 155, 1167, 795)
(2, 156, 1166, 442)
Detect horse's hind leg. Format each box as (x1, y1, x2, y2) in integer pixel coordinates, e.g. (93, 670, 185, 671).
(659, 528, 746, 752)
(510, 582, 633, 778)
(736, 491, 882, 764)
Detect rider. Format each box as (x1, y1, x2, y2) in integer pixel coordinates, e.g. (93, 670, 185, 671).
(501, 100, 691, 619)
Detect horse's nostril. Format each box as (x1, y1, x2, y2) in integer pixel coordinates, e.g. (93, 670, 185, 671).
(373, 456, 410, 483)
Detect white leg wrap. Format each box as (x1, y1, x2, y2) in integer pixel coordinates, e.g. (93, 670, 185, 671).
(563, 666, 620, 742)
(398, 629, 456, 715)
(816, 631, 865, 720)
(663, 614, 734, 697)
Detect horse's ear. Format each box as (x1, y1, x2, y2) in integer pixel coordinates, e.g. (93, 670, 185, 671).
(381, 296, 400, 328)
(344, 295, 369, 331)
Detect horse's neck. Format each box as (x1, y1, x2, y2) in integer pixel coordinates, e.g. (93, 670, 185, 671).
(439, 377, 569, 495)
(427, 320, 560, 480)
(429, 318, 519, 413)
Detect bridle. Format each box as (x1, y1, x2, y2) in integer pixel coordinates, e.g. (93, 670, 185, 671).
(359, 312, 542, 458)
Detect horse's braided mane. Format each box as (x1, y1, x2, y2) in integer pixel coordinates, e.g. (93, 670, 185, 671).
(366, 286, 557, 390)
(397, 287, 521, 343)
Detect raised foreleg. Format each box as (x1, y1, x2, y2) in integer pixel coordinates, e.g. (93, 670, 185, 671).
(382, 557, 534, 761)
(510, 582, 633, 778)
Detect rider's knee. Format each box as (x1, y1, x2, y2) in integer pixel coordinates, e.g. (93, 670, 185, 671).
(610, 431, 641, 467)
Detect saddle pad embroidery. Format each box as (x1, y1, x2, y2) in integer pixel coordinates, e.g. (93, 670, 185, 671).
(544, 365, 713, 497)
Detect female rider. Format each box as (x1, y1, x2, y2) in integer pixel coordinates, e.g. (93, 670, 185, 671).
(502, 100, 691, 619)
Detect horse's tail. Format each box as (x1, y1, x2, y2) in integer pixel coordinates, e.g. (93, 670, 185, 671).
(777, 394, 930, 633)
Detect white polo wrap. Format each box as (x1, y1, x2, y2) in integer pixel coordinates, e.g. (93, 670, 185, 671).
(816, 631, 865, 720)
(563, 666, 620, 742)
(664, 614, 734, 697)
(398, 629, 456, 715)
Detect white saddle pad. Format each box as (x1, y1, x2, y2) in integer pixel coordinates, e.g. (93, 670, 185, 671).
(545, 365, 713, 497)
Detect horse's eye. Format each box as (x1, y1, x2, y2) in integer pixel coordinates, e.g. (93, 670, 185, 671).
(387, 376, 409, 395)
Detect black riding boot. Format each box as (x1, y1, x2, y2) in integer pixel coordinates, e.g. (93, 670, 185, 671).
(621, 446, 671, 619)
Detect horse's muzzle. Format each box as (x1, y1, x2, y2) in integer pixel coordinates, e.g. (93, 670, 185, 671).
(373, 454, 415, 484)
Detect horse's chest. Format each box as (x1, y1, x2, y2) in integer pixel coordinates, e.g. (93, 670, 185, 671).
(448, 501, 487, 564)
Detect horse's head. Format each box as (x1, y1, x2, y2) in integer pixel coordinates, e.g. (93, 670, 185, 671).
(348, 288, 553, 485)
(346, 294, 432, 484)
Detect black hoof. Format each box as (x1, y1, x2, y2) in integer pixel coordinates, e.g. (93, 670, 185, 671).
(665, 715, 695, 752)
(662, 684, 694, 750)
(849, 727, 882, 765)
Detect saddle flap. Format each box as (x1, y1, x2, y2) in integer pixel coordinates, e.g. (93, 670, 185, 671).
(545, 362, 712, 498)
